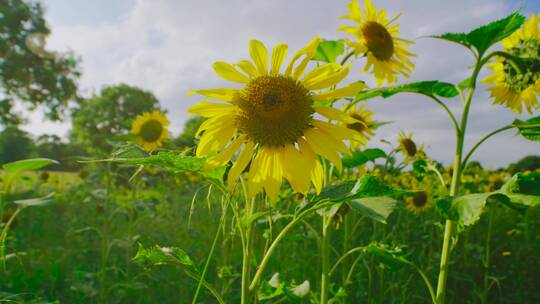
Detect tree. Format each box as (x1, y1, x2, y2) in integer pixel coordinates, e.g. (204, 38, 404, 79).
(172, 116, 204, 149)
(0, 0, 80, 125)
(34, 134, 86, 171)
(0, 126, 34, 164)
(508, 155, 540, 174)
(71, 84, 164, 154)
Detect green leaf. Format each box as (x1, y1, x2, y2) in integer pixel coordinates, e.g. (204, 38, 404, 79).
(458, 77, 472, 90)
(310, 174, 407, 203)
(342, 148, 387, 168)
(98, 151, 226, 186)
(412, 159, 428, 177)
(365, 243, 409, 271)
(3, 158, 58, 173)
(133, 243, 196, 269)
(354, 81, 459, 102)
(14, 193, 55, 207)
(501, 172, 540, 196)
(431, 12, 525, 56)
(348, 196, 397, 224)
(513, 116, 540, 142)
(312, 40, 345, 63)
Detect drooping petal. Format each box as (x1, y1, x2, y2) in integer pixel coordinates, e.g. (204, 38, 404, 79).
(196, 125, 236, 157)
(298, 138, 323, 194)
(281, 145, 311, 194)
(249, 40, 269, 75)
(204, 135, 246, 169)
(304, 128, 344, 172)
(227, 140, 255, 187)
(213, 61, 250, 83)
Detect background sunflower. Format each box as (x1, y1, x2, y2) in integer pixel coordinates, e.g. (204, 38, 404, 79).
(131, 111, 170, 152)
(339, 0, 415, 86)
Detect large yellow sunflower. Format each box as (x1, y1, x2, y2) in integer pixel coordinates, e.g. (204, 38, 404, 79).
(131, 111, 170, 152)
(483, 13, 540, 114)
(339, 0, 415, 86)
(343, 103, 376, 150)
(188, 38, 368, 201)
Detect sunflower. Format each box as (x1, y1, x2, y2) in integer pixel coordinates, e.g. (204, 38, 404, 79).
(131, 111, 170, 152)
(189, 38, 368, 201)
(405, 189, 432, 213)
(343, 103, 376, 150)
(483, 13, 540, 114)
(398, 131, 424, 164)
(339, 0, 415, 86)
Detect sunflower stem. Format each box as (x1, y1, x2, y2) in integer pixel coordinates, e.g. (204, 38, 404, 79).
(320, 215, 331, 304)
(461, 125, 513, 169)
(482, 205, 496, 304)
(241, 197, 255, 304)
(435, 55, 484, 304)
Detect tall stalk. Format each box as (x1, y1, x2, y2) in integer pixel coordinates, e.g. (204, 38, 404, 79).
(435, 57, 483, 303)
(320, 215, 331, 304)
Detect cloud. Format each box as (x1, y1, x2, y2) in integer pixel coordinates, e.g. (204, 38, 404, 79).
(28, 0, 540, 167)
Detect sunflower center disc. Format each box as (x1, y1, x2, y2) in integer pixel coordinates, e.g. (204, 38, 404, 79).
(362, 21, 395, 61)
(140, 120, 163, 142)
(412, 191, 428, 207)
(504, 39, 540, 92)
(401, 138, 417, 157)
(237, 75, 314, 147)
(346, 113, 368, 133)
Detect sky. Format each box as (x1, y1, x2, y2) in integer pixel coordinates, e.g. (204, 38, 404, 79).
(20, 0, 540, 168)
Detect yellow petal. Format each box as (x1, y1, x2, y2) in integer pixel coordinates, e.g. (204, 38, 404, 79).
(285, 36, 320, 77)
(196, 125, 236, 157)
(302, 64, 350, 90)
(270, 43, 288, 75)
(263, 148, 284, 202)
(304, 128, 343, 172)
(315, 106, 358, 123)
(281, 145, 311, 194)
(235, 60, 258, 78)
(204, 135, 245, 169)
(312, 82, 367, 101)
(298, 138, 323, 194)
(313, 120, 366, 143)
(248, 149, 265, 198)
(227, 140, 255, 187)
(188, 102, 235, 117)
(213, 61, 250, 83)
(188, 88, 239, 102)
(195, 113, 235, 137)
(249, 40, 269, 75)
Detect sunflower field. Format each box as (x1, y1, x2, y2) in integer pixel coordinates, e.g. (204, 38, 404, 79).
(1, 0, 540, 303)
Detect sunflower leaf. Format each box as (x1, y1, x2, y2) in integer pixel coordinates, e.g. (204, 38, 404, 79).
(342, 148, 387, 168)
(133, 243, 197, 269)
(513, 115, 540, 142)
(354, 81, 459, 101)
(431, 11, 525, 56)
(312, 40, 345, 63)
(3, 158, 58, 174)
(348, 196, 397, 224)
(437, 172, 540, 226)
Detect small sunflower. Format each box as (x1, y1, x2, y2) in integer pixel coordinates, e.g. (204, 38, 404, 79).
(398, 132, 424, 164)
(405, 189, 432, 213)
(343, 103, 376, 150)
(339, 0, 415, 86)
(189, 38, 368, 201)
(483, 13, 540, 114)
(131, 111, 170, 152)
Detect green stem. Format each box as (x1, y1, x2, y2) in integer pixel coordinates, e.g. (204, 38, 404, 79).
(192, 198, 228, 304)
(435, 56, 484, 304)
(426, 95, 461, 137)
(241, 197, 255, 304)
(320, 215, 331, 304)
(0, 207, 23, 270)
(482, 206, 496, 304)
(249, 202, 334, 291)
(461, 125, 513, 169)
(340, 50, 356, 66)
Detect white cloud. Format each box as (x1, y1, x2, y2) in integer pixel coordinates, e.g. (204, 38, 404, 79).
(32, 0, 540, 167)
